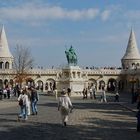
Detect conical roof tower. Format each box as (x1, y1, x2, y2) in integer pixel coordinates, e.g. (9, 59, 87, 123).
(0, 25, 13, 58)
(121, 28, 140, 69)
(0, 25, 13, 69)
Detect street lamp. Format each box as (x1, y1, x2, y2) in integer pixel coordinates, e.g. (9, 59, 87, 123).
(130, 66, 137, 104)
(130, 78, 136, 103)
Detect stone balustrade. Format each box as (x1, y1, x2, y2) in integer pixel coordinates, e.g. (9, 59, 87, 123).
(82, 69, 122, 75)
(0, 68, 137, 76)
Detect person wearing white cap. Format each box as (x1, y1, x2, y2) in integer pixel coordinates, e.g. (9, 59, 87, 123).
(58, 89, 73, 126)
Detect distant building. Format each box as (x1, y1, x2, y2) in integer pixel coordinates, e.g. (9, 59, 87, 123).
(0, 26, 139, 95)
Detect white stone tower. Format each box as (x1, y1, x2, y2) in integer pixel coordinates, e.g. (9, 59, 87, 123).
(121, 28, 140, 69)
(0, 25, 13, 69)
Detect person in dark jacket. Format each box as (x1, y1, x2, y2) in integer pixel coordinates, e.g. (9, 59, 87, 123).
(30, 87, 39, 115)
(114, 92, 120, 102)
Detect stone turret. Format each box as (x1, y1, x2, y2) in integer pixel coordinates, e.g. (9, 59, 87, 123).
(0, 25, 13, 69)
(121, 28, 140, 69)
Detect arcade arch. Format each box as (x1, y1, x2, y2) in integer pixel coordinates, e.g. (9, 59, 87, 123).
(107, 78, 117, 92)
(0, 62, 4, 69)
(88, 78, 97, 88)
(45, 78, 56, 91)
(99, 80, 105, 90)
(5, 62, 9, 69)
(26, 78, 35, 87)
(36, 80, 43, 91)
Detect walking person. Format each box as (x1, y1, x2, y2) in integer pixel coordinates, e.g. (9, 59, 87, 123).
(30, 86, 39, 115)
(17, 85, 21, 97)
(82, 88, 86, 99)
(18, 88, 28, 121)
(89, 87, 93, 99)
(85, 88, 88, 99)
(3, 88, 7, 99)
(25, 86, 31, 116)
(93, 85, 96, 99)
(54, 88, 58, 100)
(101, 87, 107, 102)
(58, 89, 73, 126)
(7, 87, 11, 99)
(114, 92, 120, 102)
(67, 88, 71, 97)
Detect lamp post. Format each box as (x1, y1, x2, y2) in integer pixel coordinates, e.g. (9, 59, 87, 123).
(131, 78, 136, 104)
(130, 66, 137, 104)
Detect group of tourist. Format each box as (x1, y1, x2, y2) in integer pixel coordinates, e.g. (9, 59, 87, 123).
(82, 86, 96, 100)
(17, 86, 73, 126)
(17, 86, 39, 121)
(82, 86, 108, 102)
(1, 83, 140, 131)
(0, 87, 13, 100)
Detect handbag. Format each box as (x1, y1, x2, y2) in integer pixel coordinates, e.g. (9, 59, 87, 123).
(18, 99, 23, 106)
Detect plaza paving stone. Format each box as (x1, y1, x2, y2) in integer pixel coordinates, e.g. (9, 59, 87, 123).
(0, 93, 140, 140)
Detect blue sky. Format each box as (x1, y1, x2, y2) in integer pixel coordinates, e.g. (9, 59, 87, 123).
(0, 0, 140, 68)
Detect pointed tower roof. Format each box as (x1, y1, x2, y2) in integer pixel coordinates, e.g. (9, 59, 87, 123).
(122, 28, 140, 60)
(0, 25, 13, 58)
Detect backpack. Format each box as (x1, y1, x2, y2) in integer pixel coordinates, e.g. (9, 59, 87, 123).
(18, 99, 23, 106)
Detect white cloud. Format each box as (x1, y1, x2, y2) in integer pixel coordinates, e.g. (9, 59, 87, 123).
(0, 3, 109, 23)
(101, 10, 111, 21)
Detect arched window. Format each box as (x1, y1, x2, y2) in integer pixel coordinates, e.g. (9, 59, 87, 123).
(88, 78, 97, 89)
(107, 78, 117, 92)
(0, 79, 3, 89)
(5, 62, 9, 69)
(46, 79, 56, 91)
(36, 80, 44, 91)
(0, 62, 4, 69)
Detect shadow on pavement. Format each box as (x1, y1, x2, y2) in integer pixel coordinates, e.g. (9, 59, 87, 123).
(0, 116, 139, 140)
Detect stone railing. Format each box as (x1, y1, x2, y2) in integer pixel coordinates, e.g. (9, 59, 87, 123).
(0, 68, 62, 75)
(27, 69, 62, 75)
(1, 68, 140, 76)
(82, 69, 122, 75)
(0, 69, 15, 74)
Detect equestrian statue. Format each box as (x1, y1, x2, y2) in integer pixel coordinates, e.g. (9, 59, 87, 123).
(65, 46, 78, 66)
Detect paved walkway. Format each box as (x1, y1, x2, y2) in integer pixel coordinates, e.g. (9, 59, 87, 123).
(0, 93, 140, 140)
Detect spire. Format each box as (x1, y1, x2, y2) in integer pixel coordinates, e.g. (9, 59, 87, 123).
(0, 25, 13, 58)
(122, 28, 140, 60)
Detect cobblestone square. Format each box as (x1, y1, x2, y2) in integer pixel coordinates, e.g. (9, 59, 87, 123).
(0, 93, 140, 140)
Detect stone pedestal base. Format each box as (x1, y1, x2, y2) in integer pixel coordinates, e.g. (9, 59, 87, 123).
(58, 65, 85, 97)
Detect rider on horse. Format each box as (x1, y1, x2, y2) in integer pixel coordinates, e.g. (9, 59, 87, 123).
(65, 46, 77, 66)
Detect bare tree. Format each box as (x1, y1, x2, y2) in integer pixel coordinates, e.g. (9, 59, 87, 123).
(13, 45, 34, 86)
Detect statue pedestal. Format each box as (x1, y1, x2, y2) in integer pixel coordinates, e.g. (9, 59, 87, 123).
(58, 65, 85, 96)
